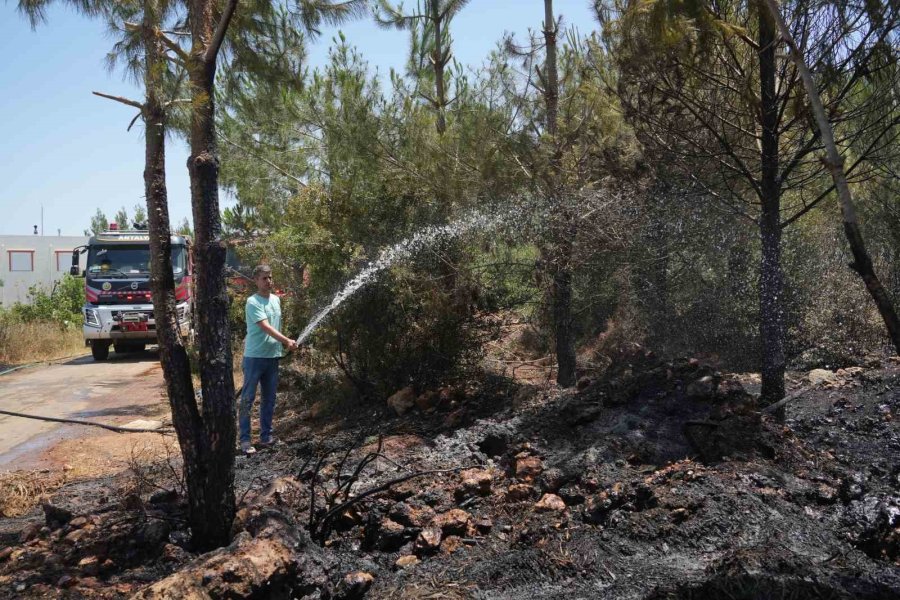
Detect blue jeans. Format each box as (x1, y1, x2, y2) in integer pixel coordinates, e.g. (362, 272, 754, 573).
(239, 356, 279, 444)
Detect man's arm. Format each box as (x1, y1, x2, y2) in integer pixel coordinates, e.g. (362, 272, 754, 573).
(256, 319, 297, 351)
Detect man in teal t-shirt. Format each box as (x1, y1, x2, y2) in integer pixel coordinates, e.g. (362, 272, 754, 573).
(239, 264, 296, 454)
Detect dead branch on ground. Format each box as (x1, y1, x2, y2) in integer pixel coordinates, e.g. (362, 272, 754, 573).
(0, 409, 173, 435)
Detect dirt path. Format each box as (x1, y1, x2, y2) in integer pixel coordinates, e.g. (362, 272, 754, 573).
(0, 352, 169, 474)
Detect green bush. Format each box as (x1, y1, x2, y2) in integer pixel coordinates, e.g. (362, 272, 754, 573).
(4, 275, 83, 328)
(312, 255, 489, 400)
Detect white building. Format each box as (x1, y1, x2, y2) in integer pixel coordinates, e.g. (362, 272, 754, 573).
(0, 235, 89, 306)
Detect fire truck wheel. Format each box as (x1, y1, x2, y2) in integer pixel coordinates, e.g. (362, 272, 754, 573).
(91, 342, 110, 361)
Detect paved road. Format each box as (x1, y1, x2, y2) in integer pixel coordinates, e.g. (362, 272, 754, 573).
(0, 353, 165, 469)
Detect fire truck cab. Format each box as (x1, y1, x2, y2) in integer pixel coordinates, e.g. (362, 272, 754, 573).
(72, 227, 193, 361)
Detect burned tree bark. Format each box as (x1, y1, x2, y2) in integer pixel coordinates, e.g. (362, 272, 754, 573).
(139, 6, 209, 547)
(763, 0, 900, 355)
(543, 0, 576, 388)
(757, 6, 786, 403)
(181, 0, 240, 550)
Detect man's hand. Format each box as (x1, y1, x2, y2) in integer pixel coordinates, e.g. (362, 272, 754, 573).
(283, 339, 298, 352)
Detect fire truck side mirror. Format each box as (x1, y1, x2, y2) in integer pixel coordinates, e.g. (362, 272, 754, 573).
(70, 248, 83, 277)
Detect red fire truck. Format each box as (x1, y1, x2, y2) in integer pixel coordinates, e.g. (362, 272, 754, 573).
(71, 226, 193, 361)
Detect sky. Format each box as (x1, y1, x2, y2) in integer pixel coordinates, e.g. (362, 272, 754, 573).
(0, 1, 597, 236)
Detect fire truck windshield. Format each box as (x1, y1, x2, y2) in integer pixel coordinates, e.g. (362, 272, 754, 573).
(87, 245, 186, 279)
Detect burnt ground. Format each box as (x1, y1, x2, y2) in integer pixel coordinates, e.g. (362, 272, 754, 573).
(1, 350, 899, 599)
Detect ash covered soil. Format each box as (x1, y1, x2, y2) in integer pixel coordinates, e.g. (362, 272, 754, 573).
(2, 351, 899, 599)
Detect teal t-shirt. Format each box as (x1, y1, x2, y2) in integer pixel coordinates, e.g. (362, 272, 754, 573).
(244, 293, 283, 358)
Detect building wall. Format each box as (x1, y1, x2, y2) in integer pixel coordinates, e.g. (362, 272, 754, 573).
(0, 235, 89, 306)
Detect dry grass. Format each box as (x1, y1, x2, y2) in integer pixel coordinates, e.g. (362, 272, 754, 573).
(0, 470, 69, 518)
(0, 321, 85, 367)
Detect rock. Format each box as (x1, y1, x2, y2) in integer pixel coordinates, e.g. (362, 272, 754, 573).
(334, 571, 375, 600)
(395, 555, 419, 569)
(69, 516, 92, 530)
(506, 484, 535, 502)
(458, 469, 493, 498)
(414, 391, 439, 412)
(413, 527, 442, 556)
(149, 489, 179, 505)
(431, 509, 472, 536)
(387, 386, 416, 416)
(671, 507, 690, 522)
(836, 366, 864, 378)
(162, 543, 188, 563)
(78, 556, 100, 576)
(137, 520, 171, 549)
(538, 468, 567, 493)
(0, 547, 12, 562)
(57, 575, 77, 589)
(809, 369, 838, 386)
(534, 494, 566, 512)
(441, 535, 464, 554)
(42, 502, 73, 529)
(576, 376, 593, 390)
(475, 517, 493, 534)
(19, 522, 41, 543)
(377, 519, 409, 551)
(557, 484, 586, 506)
(686, 375, 717, 399)
(257, 477, 304, 507)
(64, 528, 88, 545)
(388, 502, 435, 528)
(515, 456, 544, 482)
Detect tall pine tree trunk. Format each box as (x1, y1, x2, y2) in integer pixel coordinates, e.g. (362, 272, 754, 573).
(763, 0, 900, 354)
(543, 0, 576, 387)
(140, 7, 207, 548)
(758, 5, 786, 403)
(429, 0, 447, 135)
(183, 0, 239, 550)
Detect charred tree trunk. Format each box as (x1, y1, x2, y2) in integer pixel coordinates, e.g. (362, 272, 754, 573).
(758, 6, 786, 403)
(183, 0, 239, 550)
(543, 0, 576, 388)
(140, 5, 206, 547)
(763, 0, 900, 355)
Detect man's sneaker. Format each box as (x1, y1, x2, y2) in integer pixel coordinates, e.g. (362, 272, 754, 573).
(257, 438, 278, 449)
(240, 441, 257, 455)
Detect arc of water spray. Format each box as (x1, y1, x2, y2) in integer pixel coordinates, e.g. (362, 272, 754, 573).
(293, 209, 509, 346)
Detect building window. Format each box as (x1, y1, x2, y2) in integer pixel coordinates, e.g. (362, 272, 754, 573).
(55, 251, 72, 272)
(9, 250, 34, 272)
